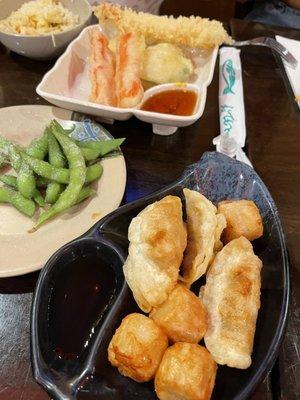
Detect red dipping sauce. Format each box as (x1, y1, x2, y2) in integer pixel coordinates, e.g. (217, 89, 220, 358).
(141, 89, 198, 116)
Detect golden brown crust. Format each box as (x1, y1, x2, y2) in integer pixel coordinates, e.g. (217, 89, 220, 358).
(94, 3, 232, 49)
(180, 189, 225, 286)
(108, 313, 168, 382)
(150, 284, 207, 343)
(123, 195, 187, 312)
(202, 236, 262, 369)
(155, 342, 217, 400)
(218, 199, 263, 243)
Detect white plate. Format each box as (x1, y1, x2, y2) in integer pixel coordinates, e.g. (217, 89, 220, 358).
(0, 105, 126, 277)
(36, 25, 218, 135)
(276, 35, 300, 109)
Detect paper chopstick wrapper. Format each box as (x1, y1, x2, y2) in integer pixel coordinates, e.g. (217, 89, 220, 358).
(214, 47, 252, 167)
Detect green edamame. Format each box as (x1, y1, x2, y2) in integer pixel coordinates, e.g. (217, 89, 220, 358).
(0, 187, 35, 217)
(0, 136, 22, 171)
(45, 182, 64, 204)
(22, 153, 101, 184)
(45, 131, 66, 203)
(33, 121, 86, 229)
(48, 131, 66, 168)
(26, 128, 49, 160)
(17, 161, 36, 199)
(75, 187, 96, 204)
(78, 138, 125, 157)
(0, 174, 45, 207)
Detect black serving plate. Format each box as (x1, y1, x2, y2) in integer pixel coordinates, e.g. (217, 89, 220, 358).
(31, 152, 290, 400)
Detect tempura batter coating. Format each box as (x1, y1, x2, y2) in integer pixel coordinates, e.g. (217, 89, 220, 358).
(155, 343, 217, 400)
(95, 3, 231, 49)
(180, 189, 226, 286)
(150, 284, 207, 343)
(218, 199, 263, 243)
(123, 195, 187, 313)
(108, 313, 168, 382)
(202, 236, 262, 369)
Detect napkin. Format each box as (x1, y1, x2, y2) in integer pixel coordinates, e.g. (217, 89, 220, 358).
(276, 35, 300, 109)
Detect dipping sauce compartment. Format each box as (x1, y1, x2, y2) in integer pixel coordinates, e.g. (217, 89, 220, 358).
(141, 89, 198, 116)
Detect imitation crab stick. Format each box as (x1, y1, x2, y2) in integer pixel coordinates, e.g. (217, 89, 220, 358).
(89, 28, 117, 107)
(115, 32, 145, 108)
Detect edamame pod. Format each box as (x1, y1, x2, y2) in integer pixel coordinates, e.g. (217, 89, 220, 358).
(33, 121, 86, 229)
(17, 161, 36, 199)
(46, 131, 66, 203)
(0, 174, 45, 207)
(22, 153, 101, 184)
(75, 187, 96, 204)
(21, 153, 70, 184)
(26, 128, 49, 160)
(48, 131, 66, 168)
(45, 182, 64, 204)
(0, 136, 22, 171)
(77, 138, 125, 156)
(0, 187, 35, 217)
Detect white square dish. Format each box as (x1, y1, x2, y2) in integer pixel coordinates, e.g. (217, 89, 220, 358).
(37, 25, 218, 135)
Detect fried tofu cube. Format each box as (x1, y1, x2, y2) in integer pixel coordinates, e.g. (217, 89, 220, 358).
(150, 284, 207, 343)
(218, 200, 263, 243)
(108, 313, 168, 382)
(155, 342, 217, 400)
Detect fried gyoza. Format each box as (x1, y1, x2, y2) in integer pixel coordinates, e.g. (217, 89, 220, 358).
(218, 199, 263, 243)
(89, 28, 117, 106)
(150, 284, 207, 343)
(108, 313, 168, 382)
(202, 236, 262, 369)
(180, 189, 226, 286)
(155, 343, 217, 400)
(123, 195, 187, 313)
(115, 32, 145, 108)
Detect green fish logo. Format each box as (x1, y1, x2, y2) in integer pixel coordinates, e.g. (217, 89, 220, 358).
(222, 59, 236, 95)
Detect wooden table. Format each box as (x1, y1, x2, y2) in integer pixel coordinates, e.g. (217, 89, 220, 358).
(0, 18, 299, 400)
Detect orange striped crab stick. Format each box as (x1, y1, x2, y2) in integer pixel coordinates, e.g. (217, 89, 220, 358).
(115, 32, 145, 108)
(89, 28, 117, 107)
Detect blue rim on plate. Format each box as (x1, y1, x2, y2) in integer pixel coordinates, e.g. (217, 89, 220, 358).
(31, 151, 290, 400)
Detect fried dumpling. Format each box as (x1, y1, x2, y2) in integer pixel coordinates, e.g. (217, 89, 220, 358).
(202, 236, 262, 369)
(123, 195, 187, 312)
(155, 342, 217, 400)
(150, 283, 207, 343)
(108, 313, 168, 382)
(180, 189, 226, 286)
(218, 199, 263, 243)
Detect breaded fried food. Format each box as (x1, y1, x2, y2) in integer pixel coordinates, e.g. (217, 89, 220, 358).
(202, 236, 262, 369)
(123, 195, 187, 313)
(108, 313, 168, 382)
(115, 32, 145, 108)
(218, 199, 263, 243)
(89, 28, 116, 106)
(94, 3, 231, 49)
(150, 284, 207, 343)
(155, 342, 217, 400)
(180, 189, 226, 286)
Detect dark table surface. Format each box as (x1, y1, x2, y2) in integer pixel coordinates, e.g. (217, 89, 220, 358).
(0, 18, 299, 400)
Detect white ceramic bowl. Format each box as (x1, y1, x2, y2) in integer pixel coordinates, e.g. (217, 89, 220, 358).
(0, 0, 92, 60)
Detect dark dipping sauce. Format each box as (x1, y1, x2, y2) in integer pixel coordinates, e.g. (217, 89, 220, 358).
(48, 253, 117, 361)
(141, 89, 198, 116)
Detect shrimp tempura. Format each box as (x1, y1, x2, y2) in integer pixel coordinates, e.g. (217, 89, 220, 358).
(89, 28, 117, 106)
(115, 32, 145, 108)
